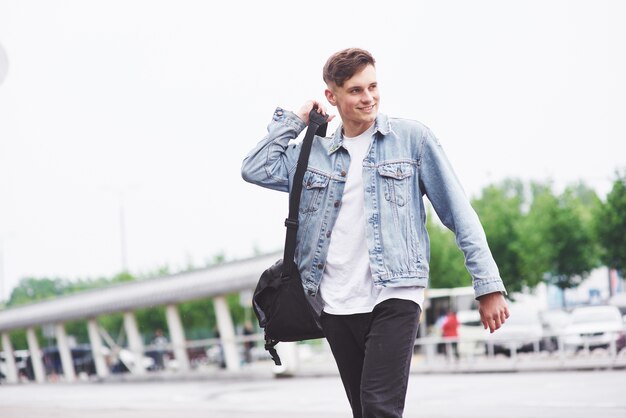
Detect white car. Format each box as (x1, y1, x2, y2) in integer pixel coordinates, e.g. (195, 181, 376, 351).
(563, 305, 626, 352)
(538, 309, 571, 352)
(457, 310, 487, 357)
(0, 349, 31, 380)
(485, 307, 543, 355)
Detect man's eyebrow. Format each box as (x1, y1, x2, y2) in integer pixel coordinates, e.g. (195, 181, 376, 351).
(346, 82, 377, 89)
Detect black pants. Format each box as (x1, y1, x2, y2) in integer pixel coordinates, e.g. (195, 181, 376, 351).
(320, 298, 421, 418)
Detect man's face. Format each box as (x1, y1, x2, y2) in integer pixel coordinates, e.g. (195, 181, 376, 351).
(325, 64, 379, 136)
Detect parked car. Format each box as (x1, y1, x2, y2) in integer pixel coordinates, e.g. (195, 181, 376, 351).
(0, 349, 31, 380)
(40, 345, 99, 377)
(563, 305, 626, 352)
(486, 306, 543, 355)
(538, 309, 571, 352)
(457, 309, 487, 357)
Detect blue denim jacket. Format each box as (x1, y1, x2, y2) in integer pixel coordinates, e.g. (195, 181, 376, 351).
(242, 108, 507, 299)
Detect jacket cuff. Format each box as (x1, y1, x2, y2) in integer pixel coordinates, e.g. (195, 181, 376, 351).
(270, 107, 306, 131)
(473, 279, 508, 299)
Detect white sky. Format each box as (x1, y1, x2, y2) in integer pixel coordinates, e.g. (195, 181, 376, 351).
(0, 0, 624, 300)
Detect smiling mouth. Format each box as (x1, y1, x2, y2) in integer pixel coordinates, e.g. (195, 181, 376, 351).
(359, 104, 376, 112)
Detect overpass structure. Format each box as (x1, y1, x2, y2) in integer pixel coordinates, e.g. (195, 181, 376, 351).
(0, 252, 280, 384)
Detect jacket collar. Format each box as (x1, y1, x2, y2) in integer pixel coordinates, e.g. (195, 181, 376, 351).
(327, 113, 392, 155)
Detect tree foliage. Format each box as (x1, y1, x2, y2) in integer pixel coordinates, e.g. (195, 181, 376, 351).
(471, 179, 527, 293)
(544, 185, 601, 304)
(426, 210, 471, 288)
(428, 178, 602, 304)
(596, 172, 626, 275)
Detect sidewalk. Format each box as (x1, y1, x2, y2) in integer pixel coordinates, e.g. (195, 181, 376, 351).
(1, 370, 625, 418)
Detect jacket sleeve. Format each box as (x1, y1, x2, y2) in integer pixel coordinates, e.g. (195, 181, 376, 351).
(418, 128, 507, 299)
(241, 107, 306, 193)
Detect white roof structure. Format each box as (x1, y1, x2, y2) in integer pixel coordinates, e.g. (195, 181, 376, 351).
(0, 252, 281, 332)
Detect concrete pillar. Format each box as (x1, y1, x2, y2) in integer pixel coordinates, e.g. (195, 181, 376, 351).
(213, 296, 240, 371)
(87, 319, 109, 379)
(26, 327, 45, 383)
(1, 332, 18, 383)
(165, 304, 190, 372)
(123, 311, 146, 375)
(54, 323, 76, 382)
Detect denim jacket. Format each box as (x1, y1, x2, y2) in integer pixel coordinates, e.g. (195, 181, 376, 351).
(242, 108, 507, 299)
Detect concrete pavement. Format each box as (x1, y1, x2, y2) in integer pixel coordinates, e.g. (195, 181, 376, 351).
(1, 369, 625, 418)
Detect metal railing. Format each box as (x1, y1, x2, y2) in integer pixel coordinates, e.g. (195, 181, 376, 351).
(410, 331, 626, 372)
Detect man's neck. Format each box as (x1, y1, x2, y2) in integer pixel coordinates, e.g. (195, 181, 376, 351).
(343, 120, 376, 138)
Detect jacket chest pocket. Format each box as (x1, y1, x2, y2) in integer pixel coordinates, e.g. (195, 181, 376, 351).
(299, 171, 330, 214)
(377, 162, 414, 207)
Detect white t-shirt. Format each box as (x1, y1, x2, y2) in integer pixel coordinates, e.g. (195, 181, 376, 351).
(320, 123, 425, 315)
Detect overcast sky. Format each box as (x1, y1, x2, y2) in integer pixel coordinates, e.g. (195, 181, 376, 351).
(0, 0, 624, 301)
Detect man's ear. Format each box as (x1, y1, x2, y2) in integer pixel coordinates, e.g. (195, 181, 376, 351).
(325, 88, 336, 106)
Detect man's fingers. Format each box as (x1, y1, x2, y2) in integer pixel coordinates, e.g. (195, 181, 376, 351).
(484, 317, 494, 333)
(482, 318, 489, 331)
(482, 312, 505, 333)
(493, 315, 502, 332)
(314, 104, 335, 124)
(500, 310, 509, 324)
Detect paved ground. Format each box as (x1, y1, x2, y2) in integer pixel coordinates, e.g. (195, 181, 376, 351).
(1, 369, 625, 418)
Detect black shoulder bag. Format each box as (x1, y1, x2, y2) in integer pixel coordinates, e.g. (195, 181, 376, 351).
(252, 108, 328, 365)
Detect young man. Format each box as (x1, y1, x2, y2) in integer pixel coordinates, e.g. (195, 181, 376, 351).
(242, 48, 509, 418)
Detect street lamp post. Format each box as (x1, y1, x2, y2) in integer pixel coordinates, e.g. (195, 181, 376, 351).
(0, 238, 4, 302)
(0, 43, 9, 299)
(119, 194, 128, 273)
(0, 42, 8, 86)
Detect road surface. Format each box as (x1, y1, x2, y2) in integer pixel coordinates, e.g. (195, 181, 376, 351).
(0, 370, 624, 417)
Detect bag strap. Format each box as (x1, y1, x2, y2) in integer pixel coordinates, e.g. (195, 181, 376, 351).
(264, 109, 328, 367)
(282, 108, 329, 274)
(264, 337, 281, 366)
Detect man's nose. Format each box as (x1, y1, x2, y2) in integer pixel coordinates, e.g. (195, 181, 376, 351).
(362, 90, 373, 103)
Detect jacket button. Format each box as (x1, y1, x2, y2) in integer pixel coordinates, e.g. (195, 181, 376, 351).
(334, 201, 340, 208)
(317, 263, 324, 269)
(276, 111, 283, 116)
(340, 170, 347, 177)
(326, 231, 332, 238)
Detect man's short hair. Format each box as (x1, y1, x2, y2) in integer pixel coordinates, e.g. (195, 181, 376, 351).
(323, 48, 376, 87)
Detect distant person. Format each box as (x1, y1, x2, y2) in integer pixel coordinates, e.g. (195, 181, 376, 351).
(152, 328, 168, 370)
(213, 327, 226, 369)
(242, 321, 255, 364)
(434, 310, 448, 354)
(442, 310, 460, 358)
(242, 47, 509, 418)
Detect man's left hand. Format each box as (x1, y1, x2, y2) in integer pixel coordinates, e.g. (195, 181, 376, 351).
(478, 292, 510, 333)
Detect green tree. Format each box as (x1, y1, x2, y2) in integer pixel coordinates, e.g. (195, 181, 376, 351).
(8, 277, 65, 306)
(596, 172, 626, 276)
(545, 186, 601, 306)
(514, 182, 559, 290)
(471, 179, 528, 293)
(135, 306, 167, 343)
(426, 209, 471, 288)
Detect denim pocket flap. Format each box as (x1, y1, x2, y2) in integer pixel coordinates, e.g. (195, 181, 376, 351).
(303, 171, 330, 189)
(377, 163, 414, 180)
